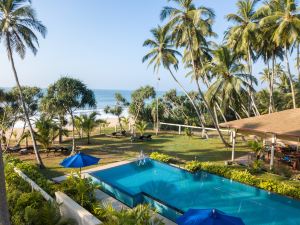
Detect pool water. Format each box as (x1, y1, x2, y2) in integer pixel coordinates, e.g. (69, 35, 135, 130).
(90, 159, 300, 225)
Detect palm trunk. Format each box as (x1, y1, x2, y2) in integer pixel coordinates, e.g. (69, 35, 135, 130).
(186, 27, 228, 145)
(247, 47, 260, 116)
(7, 38, 44, 168)
(270, 53, 276, 113)
(5, 119, 16, 150)
(17, 120, 26, 145)
(196, 80, 229, 146)
(167, 67, 208, 138)
(0, 132, 11, 225)
(284, 45, 296, 109)
(216, 102, 227, 122)
(70, 112, 76, 154)
(58, 116, 64, 144)
(297, 42, 300, 82)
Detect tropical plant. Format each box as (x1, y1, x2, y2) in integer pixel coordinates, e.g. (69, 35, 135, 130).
(93, 204, 164, 225)
(104, 93, 129, 132)
(225, 0, 260, 116)
(143, 24, 207, 134)
(135, 120, 148, 136)
(0, 0, 47, 167)
(260, 0, 300, 109)
(59, 172, 98, 211)
(205, 46, 255, 114)
(35, 115, 67, 149)
(74, 112, 101, 144)
(43, 77, 96, 154)
(161, 0, 229, 146)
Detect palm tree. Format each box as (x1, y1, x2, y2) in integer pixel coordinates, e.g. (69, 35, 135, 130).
(161, 0, 229, 146)
(35, 115, 65, 150)
(135, 120, 148, 136)
(226, 0, 260, 116)
(74, 112, 101, 144)
(0, 0, 47, 167)
(143, 25, 208, 135)
(205, 46, 254, 113)
(260, 0, 300, 109)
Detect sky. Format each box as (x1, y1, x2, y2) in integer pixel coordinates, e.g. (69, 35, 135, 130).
(0, 0, 265, 91)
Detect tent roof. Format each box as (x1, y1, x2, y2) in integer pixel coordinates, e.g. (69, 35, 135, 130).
(220, 108, 300, 139)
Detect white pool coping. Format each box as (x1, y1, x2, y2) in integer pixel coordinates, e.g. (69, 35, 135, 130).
(52, 160, 176, 225)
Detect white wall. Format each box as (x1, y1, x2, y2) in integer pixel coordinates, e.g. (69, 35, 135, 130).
(55, 191, 102, 225)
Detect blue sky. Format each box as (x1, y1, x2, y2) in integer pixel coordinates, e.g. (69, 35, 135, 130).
(0, 0, 264, 91)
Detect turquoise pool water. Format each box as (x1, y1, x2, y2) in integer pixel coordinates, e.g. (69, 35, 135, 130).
(90, 159, 300, 225)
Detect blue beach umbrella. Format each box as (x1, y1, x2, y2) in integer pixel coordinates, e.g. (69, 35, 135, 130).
(177, 209, 245, 225)
(60, 152, 100, 173)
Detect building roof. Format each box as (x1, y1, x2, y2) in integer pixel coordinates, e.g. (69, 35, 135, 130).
(220, 108, 300, 140)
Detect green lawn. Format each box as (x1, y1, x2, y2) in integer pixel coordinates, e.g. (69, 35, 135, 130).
(16, 131, 251, 178)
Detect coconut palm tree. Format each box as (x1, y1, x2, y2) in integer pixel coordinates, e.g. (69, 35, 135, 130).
(142, 25, 209, 136)
(74, 112, 101, 144)
(161, 0, 229, 146)
(225, 0, 260, 116)
(0, 0, 47, 167)
(35, 115, 64, 150)
(260, 0, 300, 109)
(205, 46, 254, 113)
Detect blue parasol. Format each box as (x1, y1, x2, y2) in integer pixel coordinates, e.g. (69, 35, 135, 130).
(177, 209, 245, 225)
(60, 152, 100, 172)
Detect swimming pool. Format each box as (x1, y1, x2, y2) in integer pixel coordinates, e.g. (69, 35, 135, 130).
(90, 159, 300, 225)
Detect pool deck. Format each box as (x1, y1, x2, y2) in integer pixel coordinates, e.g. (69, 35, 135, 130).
(53, 160, 176, 225)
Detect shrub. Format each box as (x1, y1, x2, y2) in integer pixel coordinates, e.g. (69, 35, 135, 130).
(150, 152, 171, 163)
(4, 155, 55, 196)
(182, 160, 300, 199)
(59, 172, 98, 211)
(250, 160, 264, 174)
(93, 203, 164, 225)
(4, 160, 75, 225)
(185, 161, 202, 172)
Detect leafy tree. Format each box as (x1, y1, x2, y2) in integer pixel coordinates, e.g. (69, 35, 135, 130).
(9, 86, 43, 146)
(43, 77, 96, 154)
(104, 93, 129, 132)
(129, 86, 155, 123)
(74, 112, 101, 144)
(0, 0, 47, 167)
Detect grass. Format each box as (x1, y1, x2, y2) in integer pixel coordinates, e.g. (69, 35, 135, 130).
(14, 130, 252, 178)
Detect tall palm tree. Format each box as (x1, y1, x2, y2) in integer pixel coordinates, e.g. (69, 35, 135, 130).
(0, 0, 47, 167)
(205, 46, 254, 112)
(142, 25, 207, 136)
(226, 0, 260, 116)
(260, 0, 300, 109)
(161, 0, 229, 146)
